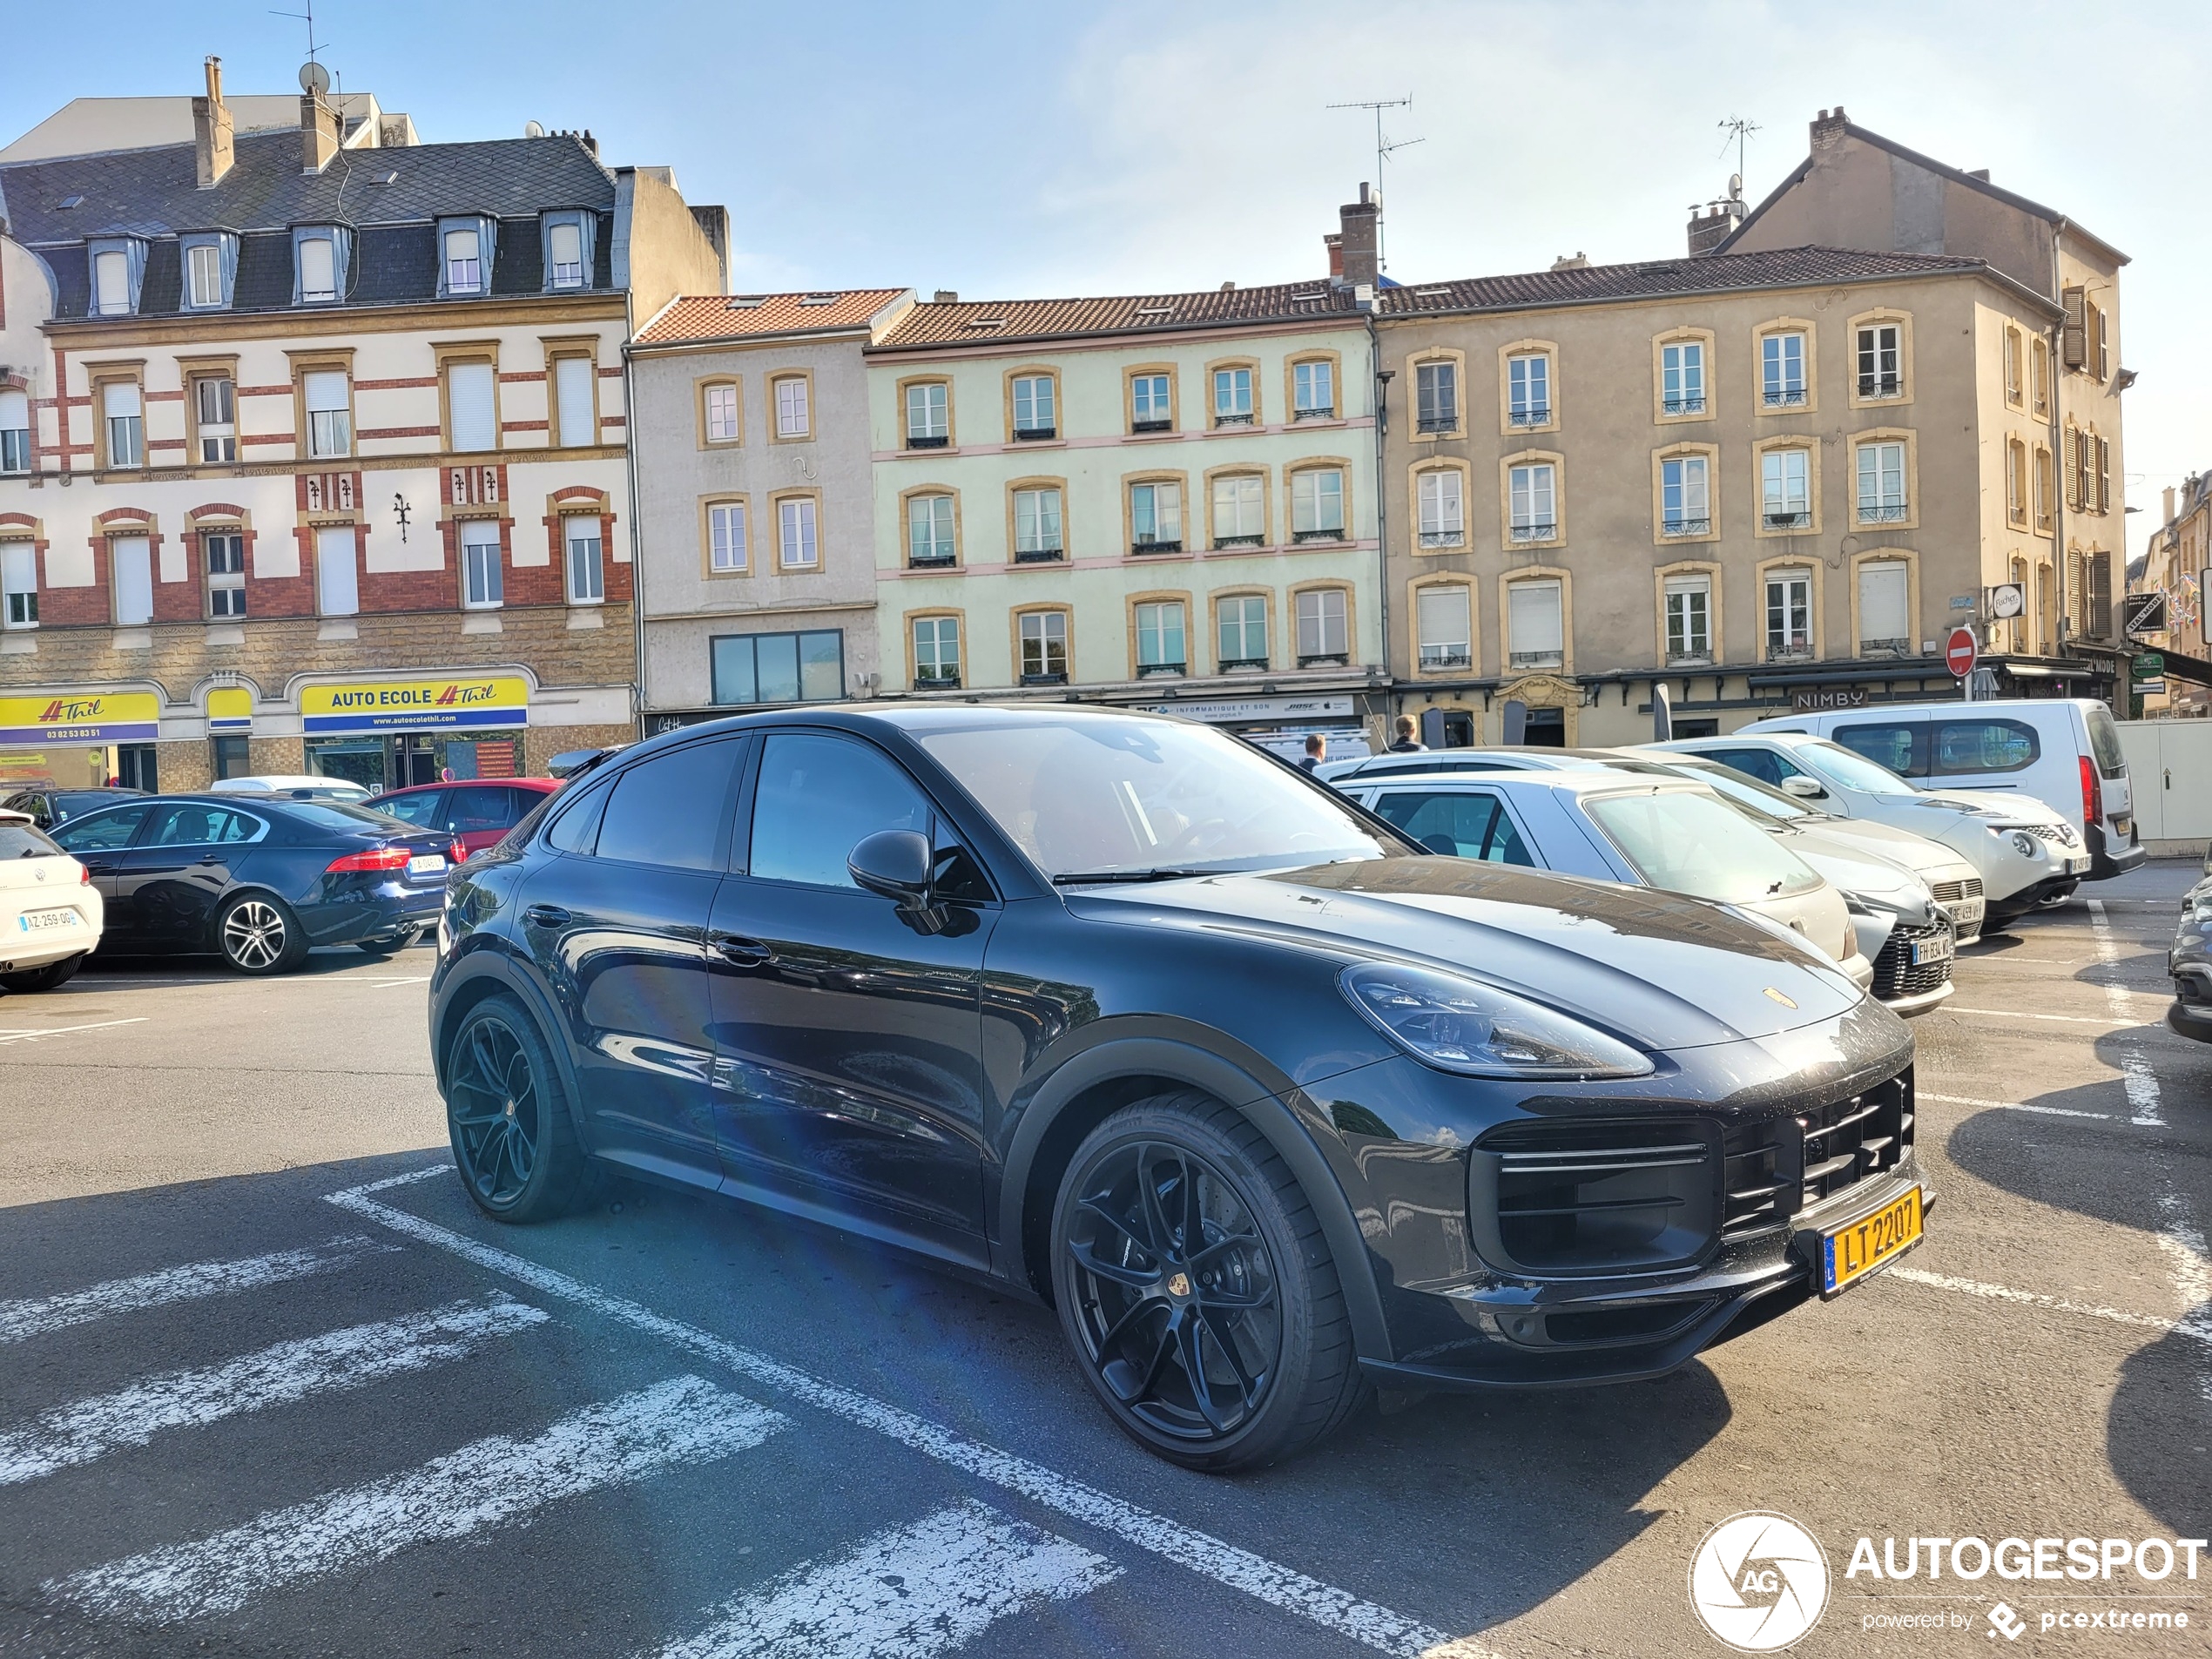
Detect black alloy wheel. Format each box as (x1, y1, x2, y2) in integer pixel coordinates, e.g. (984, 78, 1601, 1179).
(216, 894, 307, 974)
(1052, 1094, 1364, 1471)
(444, 995, 583, 1222)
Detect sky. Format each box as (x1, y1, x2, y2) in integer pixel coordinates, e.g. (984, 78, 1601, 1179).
(8, 0, 2208, 545)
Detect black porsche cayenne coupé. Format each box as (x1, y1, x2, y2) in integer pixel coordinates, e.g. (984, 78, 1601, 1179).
(429, 705, 1927, 1469)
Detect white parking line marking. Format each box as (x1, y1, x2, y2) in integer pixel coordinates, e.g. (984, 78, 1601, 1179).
(0, 1016, 147, 1045)
(1887, 1268, 2212, 1346)
(1919, 1092, 2115, 1121)
(0, 1295, 548, 1487)
(1945, 1008, 2136, 1027)
(0, 1236, 397, 1345)
(657, 1499, 1119, 1659)
(328, 1169, 1494, 1659)
(50, 1374, 787, 1622)
(368, 975, 431, 988)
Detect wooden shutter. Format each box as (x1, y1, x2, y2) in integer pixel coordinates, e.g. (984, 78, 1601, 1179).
(2061, 287, 2086, 367)
(2087, 552, 2112, 638)
(2096, 436, 2111, 513)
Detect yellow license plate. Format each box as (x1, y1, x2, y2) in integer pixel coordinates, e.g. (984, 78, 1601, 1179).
(1820, 1187, 1922, 1297)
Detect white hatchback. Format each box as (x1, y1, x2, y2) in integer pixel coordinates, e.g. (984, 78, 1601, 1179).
(0, 809, 105, 992)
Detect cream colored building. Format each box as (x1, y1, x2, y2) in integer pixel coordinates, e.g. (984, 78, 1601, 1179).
(2133, 475, 2212, 716)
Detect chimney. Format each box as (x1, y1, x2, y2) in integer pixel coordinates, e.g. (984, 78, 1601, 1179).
(1549, 252, 1588, 271)
(300, 91, 342, 175)
(1323, 232, 1344, 281)
(1336, 183, 1379, 288)
(1686, 199, 1743, 257)
(192, 56, 234, 188)
(932, 290, 958, 303)
(2165, 485, 2177, 526)
(1811, 105, 1850, 153)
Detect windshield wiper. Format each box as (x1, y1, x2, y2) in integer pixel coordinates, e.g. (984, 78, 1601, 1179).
(1051, 867, 1219, 886)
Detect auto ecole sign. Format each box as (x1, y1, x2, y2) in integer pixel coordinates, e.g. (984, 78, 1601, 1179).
(0, 691, 162, 745)
(301, 676, 530, 734)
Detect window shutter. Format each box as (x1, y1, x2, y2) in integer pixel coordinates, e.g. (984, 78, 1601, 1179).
(2087, 552, 2112, 638)
(2061, 287, 2086, 367)
(111, 536, 153, 625)
(556, 358, 595, 447)
(102, 381, 140, 420)
(2062, 428, 2079, 510)
(0, 389, 25, 432)
(449, 362, 496, 452)
(315, 525, 358, 616)
(1858, 560, 1910, 646)
(2096, 436, 2111, 513)
(1508, 581, 1563, 656)
(1417, 586, 1470, 657)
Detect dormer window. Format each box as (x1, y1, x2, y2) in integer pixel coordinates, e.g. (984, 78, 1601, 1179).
(180, 232, 238, 311)
(291, 226, 350, 305)
(86, 238, 148, 317)
(436, 216, 498, 300)
(540, 211, 596, 292)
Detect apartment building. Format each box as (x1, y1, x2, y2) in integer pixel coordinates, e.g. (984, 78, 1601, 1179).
(2134, 474, 2211, 715)
(0, 58, 725, 792)
(626, 288, 914, 733)
(862, 196, 1386, 759)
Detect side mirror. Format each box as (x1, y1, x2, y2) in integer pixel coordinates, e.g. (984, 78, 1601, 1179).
(1780, 776, 1826, 799)
(847, 829, 934, 908)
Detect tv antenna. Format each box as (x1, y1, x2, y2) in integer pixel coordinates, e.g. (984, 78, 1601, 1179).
(272, 1, 331, 92)
(1327, 95, 1422, 272)
(1716, 115, 1761, 196)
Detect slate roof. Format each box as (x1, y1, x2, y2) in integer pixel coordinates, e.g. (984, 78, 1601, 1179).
(872, 280, 1361, 352)
(634, 288, 913, 347)
(1375, 246, 1990, 315)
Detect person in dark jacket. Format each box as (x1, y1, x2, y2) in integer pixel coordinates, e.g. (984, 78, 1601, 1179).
(1298, 734, 1325, 772)
(1386, 714, 1425, 752)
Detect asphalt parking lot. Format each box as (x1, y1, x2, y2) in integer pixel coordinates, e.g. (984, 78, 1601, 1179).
(0, 865, 2205, 1659)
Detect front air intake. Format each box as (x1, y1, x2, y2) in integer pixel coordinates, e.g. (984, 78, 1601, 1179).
(1471, 1118, 1721, 1277)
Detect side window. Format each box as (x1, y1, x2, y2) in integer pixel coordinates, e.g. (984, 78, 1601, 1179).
(1701, 748, 1785, 788)
(1372, 791, 1533, 864)
(542, 782, 609, 853)
(1931, 719, 2039, 775)
(1831, 722, 1928, 778)
(50, 804, 154, 852)
(377, 791, 448, 828)
(450, 787, 519, 833)
(145, 805, 263, 846)
(592, 740, 744, 871)
(752, 732, 933, 890)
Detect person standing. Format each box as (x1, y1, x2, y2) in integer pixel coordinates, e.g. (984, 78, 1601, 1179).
(1299, 734, 1326, 772)
(1387, 714, 1425, 753)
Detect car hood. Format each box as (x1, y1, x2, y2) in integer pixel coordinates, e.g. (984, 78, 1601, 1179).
(1792, 815, 1971, 880)
(1916, 787, 2067, 826)
(1067, 856, 1874, 1051)
(1775, 827, 1927, 906)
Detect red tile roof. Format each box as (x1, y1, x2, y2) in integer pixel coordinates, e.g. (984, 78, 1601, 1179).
(872, 280, 1359, 351)
(633, 288, 911, 346)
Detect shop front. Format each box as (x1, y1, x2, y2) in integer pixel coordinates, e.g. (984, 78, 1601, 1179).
(300, 675, 532, 792)
(0, 690, 162, 790)
(1133, 691, 1376, 763)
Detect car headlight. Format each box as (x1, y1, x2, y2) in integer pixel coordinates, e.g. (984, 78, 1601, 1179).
(2008, 831, 2040, 858)
(1341, 962, 1654, 1080)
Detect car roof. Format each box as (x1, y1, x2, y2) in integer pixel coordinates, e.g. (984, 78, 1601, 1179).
(1359, 769, 1705, 798)
(372, 778, 555, 796)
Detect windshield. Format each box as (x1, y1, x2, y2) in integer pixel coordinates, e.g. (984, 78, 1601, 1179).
(1605, 758, 1815, 822)
(1799, 739, 1919, 797)
(1584, 787, 1824, 902)
(917, 715, 1397, 880)
(0, 822, 64, 860)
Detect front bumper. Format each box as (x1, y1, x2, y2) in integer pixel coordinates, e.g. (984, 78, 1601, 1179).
(2169, 998, 2212, 1044)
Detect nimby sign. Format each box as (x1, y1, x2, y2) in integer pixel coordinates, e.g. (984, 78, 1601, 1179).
(301, 676, 530, 734)
(0, 691, 161, 745)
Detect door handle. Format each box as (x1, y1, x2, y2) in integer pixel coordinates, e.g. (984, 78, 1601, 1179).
(710, 934, 772, 966)
(523, 903, 571, 928)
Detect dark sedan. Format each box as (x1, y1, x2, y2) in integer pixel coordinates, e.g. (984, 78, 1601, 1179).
(0, 786, 149, 831)
(2169, 874, 2212, 1043)
(428, 705, 1924, 1470)
(47, 795, 461, 974)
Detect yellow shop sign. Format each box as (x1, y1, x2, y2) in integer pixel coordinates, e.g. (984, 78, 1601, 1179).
(300, 676, 531, 733)
(0, 691, 162, 745)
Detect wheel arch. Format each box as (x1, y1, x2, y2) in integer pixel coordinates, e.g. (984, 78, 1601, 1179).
(1000, 1037, 1393, 1366)
(205, 885, 304, 961)
(431, 949, 592, 1144)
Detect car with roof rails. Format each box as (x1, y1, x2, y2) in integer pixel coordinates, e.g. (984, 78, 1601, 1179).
(430, 705, 1926, 1470)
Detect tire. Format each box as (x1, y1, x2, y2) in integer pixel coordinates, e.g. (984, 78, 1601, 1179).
(1049, 1091, 1366, 1472)
(443, 993, 586, 1223)
(215, 894, 311, 975)
(0, 953, 84, 993)
(357, 926, 421, 956)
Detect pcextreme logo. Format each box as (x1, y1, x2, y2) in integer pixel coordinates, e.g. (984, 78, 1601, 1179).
(1689, 1511, 1831, 1651)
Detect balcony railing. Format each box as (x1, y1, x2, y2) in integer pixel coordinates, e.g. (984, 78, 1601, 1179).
(1418, 529, 1463, 549)
(1219, 656, 1267, 672)
(1857, 502, 1909, 524)
(1662, 395, 1707, 415)
(1507, 406, 1551, 427)
(1507, 651, 1562, 670)
(1762, 388, 1808, 408)
(1014, 546, 1065, 563)
(1416, 413, 1457, 434)
(1766, 638, 1813, 661)
(1858, 376, 1904, 399)
(906, 432, 949, 449)
(1764, 510, 1811, 529)
(1213, 411, 1255, 428)
(1419, 649, 1472, 671)
(1292, 527, 1345, 543)
(1861, 637, 1912, 657)
(1131, 418, 1172, 434)
(1130, 537, 1183, 555)
(1012, 425, 1057, 442)
(1213, 533, 1264, 550)
(1293, 405, 1335, 421)
(914, 673, 961, 691)
(1509, 521, 1558, 543)
(1665, 649, 1711, 667)
(1020, 670, 1069, 686)
(1297, 651, 1349, 669)
(908, 550, 957, 569)
(1136, 662, 1186, 678)
(1661, 516, 1711, 537)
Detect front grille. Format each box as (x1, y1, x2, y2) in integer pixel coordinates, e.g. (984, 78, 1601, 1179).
(1872, 921, 1954, 1000)
(1721, 1069, 1915, 1234)
(1931, 877, 1983, 904)
(1474, 1118, 1719, 1276)
(2020, 822, 2080, 849)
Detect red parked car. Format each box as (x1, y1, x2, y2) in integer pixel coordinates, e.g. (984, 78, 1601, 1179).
(364, 779, 561, 858)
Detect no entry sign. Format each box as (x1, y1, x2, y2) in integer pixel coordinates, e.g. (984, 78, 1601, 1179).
(1945, 627, 1979, 680)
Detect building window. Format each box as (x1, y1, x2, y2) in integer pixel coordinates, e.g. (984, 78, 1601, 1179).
(777, 496, 819, 570)
(444, 226, 483, 295)
(1417, 469, 1463, 548)
(2031, 337, 2050, 415)
(187, 242, 223, 309)
(1660, 454, 1709, 536)
(103, 381, 144, 469)
(1019, 610, 1069, 682)
(297, 236, 337, 303)
(1855, 440, 1907, 523)
(1856, 322, 1904, 398)
(195, 376, 237, 463)
(773, 375, 811, 439)
(204, 530, 246, 618)
(1664, 573, 1710, 664)
(703, 382, 739, 444)
(907, 495, 956, 567)
(546, 219, 585, 289)
(2004, 327, 2024, 408)
(906, 381, 949, 447)
(1293, 360, 1334, 419)
(1507, 578, 1564, 670)
(1761, 448, 1811, 528)
(2033, 446, 2054, 532)
(564, 516, 604, 604)
(1211, 474, 1264, 547)
(1417, 585, 1472, 671)
(314, 524, 357, 616)
(1764, 568, 1813, 658)
(2, 543, 37, 629)
(1217, 595, 1268, 670)
(1011, 374, 1056, 440)
(1135, 601, 1186, 676)
(1130, 373, 1171, 433)
(1014, 486, 1063, 562)
(1660, 341, 1705, 415)
(1415, 361, 1457, 433)
(1290, 469, 1345, 541)
(111, 535, 153, 626)
(712, 629, 843, 705)
(304, 370, 352, 459)
(1130, 481, 1182, 552)
(1508, 462, 1557, 542)
(0, 390, 27, 475)
(708, 501, 747, 573)
(555, 357, 596, 448)
(461, 521, 503, 609)
(448, 361, 497, 453)
(1212, 367, 1254, 427)
(1858, 558, 1910, 656)
(912, 617, 961, 688)
(1762, 333, 1806, 407)
(1294, 588, 1348, 665)
(2006, 438, 2027, 527)
(94, 249, 132, 316)
(1507, 353, 1549, 426)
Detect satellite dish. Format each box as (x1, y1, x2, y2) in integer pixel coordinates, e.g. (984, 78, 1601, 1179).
(299, 60, 331, 97)
(1729, 172, 1743, 199)
(524, 120, 545, 138)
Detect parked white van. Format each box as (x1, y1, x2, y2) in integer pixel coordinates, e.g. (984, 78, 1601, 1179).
(1739, 699, 2143, 880)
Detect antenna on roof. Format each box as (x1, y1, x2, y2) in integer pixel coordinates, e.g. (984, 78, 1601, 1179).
(1326, 95, 1422, 273)
(1716, 115, 1760, 199)
(272, 1, 331, 93)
